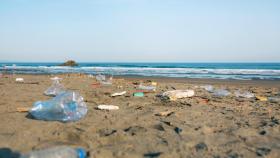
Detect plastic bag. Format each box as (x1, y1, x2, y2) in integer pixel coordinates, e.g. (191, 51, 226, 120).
(234, 90, 254, 98)
(96, 74, 106, 82)
(162, 90, 195, 101)
(200, 85, 214, 92)
(44, 77, 65, 96)
(30, 91, 88, 122)
(212, 89, 231, 97)
(96, 74, 112, 85)
(138, 84, 156, 91)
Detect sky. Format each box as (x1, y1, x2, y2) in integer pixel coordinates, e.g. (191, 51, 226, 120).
(0, 0, 279, 62)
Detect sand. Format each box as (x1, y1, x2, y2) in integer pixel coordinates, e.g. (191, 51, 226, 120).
(0, 74, 280, 158)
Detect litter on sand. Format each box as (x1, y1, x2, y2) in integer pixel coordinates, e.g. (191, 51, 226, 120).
(15, 78, 24, 83)
(212, 89, 231, 97)
(30, 91, 88, 122)
(138, 84, 156, 91)
(96, 74, 113, 85)
(155, 111, 174, 117)
(200, 85, 214, 92)
(162, 90, 195, 101)
(268, 97, 280, 103)
(96, 74, 106, 82)
(20, 146, 87, 158)
(151, 82, 157, 86)
(50, 76, 62, 81)
(97, 105, 119, 110)
(133, 92, 144, 97)
(256, 96, 268, 101)
(16, 107, 30, 112)
(44, 77, 66, 96)
(111, 91, 127, 97)
(234, 90, 255, 98)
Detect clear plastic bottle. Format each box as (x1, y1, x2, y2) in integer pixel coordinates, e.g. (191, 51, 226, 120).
(44, 77, 66, 96)
(30, 91, 88, 122)
(20, 146, 86, 158)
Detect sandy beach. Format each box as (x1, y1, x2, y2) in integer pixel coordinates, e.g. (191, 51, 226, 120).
(0, 74, 280, 158)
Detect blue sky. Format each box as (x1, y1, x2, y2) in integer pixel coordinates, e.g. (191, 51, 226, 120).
(0, 0, 279, 62)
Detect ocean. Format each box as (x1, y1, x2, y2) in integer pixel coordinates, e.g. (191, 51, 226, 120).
(1, 62, 280, 80)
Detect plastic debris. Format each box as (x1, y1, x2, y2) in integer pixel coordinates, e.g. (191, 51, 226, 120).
(96, 74, 112, 85)
(200, 85, 214, 92)
(162, 90, 195, 101)
(20, 146, 87, 158)
(212, 89, 231, 97)
(155, 111, 174, 117)
(96, 74, 106, 82)
(97, 105, 119, 110)
(30, 91, 88, 122)
(268, 97, 280, 103)
(16, 78, 24, 82)
(50, 76, 62, 81)
(151, 82, 158, 86)
(138, 84, 156, 91)
(44, 77, 65, 96)
(88, 74, 94, 78)
(111, 91, 127, 97)
(234, 90, 255, 98)
(256, 96, 268, 101)
(17, 107, 30, 112)
(133, 92, 144, 97)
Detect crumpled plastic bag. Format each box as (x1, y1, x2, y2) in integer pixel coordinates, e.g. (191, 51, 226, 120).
(212, 89, 231, 97)
(44, 77, 66, 96)
(234, 90, 254, 98)
(30, 91, 88, 122)
(138, 84, 156, 91)
(200, 85, 214, 92)
(96, 74, 112, 85)
(161, 90, 195, 101)
(96, 74, 106, 82)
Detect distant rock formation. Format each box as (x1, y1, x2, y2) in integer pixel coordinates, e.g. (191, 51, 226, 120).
(59, 60, 78, 67)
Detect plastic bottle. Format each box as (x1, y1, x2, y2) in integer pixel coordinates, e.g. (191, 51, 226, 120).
(44, 77, 66, 96)
(30, 91, 88, 122)
(20, 146, 87, 158)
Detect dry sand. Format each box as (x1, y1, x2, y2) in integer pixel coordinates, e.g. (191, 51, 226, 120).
(0, 74, 280, 158)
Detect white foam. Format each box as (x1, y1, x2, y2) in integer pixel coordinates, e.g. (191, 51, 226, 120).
(2, 66, 280, 80)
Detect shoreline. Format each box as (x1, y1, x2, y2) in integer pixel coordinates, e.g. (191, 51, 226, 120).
(3, 73, 280, 88)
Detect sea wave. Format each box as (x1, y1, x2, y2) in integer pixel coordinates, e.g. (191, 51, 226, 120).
(1, 66, 280, 80)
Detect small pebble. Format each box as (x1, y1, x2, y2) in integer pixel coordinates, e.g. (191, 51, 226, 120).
(259, 130, 266, 135)
(153, 124, 165, 131)
(174, 127, 182, 134)
(144, 152, 162, 158)
(195, 142, 208, 152)
(256, 147, 271, 156)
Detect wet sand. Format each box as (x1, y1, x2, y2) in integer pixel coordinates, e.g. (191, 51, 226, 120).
(0, 74, 280, 158)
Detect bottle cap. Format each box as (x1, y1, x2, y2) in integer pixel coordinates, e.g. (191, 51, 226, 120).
(76, 148, 87, 158)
